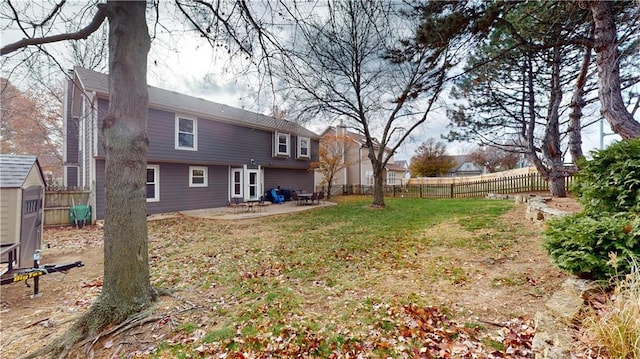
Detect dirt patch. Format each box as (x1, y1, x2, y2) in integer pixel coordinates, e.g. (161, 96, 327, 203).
(0, 227, 105, 357)
(544, 196, 582, 213)
(408, 205, 568, 323)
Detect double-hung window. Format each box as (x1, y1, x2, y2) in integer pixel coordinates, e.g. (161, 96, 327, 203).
(231, 169, 243, 198)
(146, 165, 160, 202)
(275, 132, 290, 157)
(297, 136, 310, 159)
(189, 166, 208, 187)
(387, 171, 396, 185)
(175, 116, 197, 150)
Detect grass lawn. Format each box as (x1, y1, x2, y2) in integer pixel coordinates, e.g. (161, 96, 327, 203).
(143, 196, 565, 358)
(1, 196, 568, 358)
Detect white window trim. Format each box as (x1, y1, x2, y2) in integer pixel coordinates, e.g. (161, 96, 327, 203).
(147, 165, 160, 202)
(175, 115, 198, 151)
(246, 169, 260, 200)
(231, 168, 243, 198)
(275, 131, 290, 157)
(366, 171, 374, 186)
(189, 166, 208, 187)
(297, 136, 310, 159)
(387, 171, 396, 185)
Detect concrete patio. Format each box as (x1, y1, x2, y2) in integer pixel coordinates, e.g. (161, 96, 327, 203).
(148, 200, 335, 221)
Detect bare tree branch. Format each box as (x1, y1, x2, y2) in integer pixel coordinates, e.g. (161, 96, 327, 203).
(30, 0, 67, 28)
(6, 0, 29, 37)
(1, 3, 107, 56)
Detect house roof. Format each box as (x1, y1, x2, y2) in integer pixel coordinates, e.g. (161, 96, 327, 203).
(388, 160, 408, 172)
(0, 154, 44, 188)
(449, 155, 482, 173)
(73, 67, 319, 139)
(395, 160, 408, 168)
(320, 126, 392, 152)
(385, 162, 406, 172)
(450, 155, 469, 168)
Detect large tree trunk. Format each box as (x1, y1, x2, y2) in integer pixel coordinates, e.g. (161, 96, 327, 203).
(567, 35, 592, 164)
(524, 54, 547, 182)
(11, 3, 152, 357)
(368, 146, 386, 207)
(523, 51, 566, 197)
(96, 0, 152, 325)
(590, 1, 640, 139)
(326, 173, 334, 200)
(542, 46, 566, 197)
(372, 167, 385, 207)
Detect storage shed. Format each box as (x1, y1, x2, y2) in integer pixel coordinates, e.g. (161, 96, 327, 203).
(0, 155, 45, 273)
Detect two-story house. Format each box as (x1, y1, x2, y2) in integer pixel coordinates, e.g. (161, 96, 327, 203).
(448, 155, 484, 176)
(315, 125, 407, 193)
(63, 67, 319, 221)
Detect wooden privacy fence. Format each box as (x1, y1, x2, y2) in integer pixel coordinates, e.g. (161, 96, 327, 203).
(44, 187, 91, 226)
(334, 171, 573, 199)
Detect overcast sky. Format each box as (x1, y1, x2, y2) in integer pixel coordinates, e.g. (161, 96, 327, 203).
(1, 1, 627, 161)
(141, 16, 624, 160)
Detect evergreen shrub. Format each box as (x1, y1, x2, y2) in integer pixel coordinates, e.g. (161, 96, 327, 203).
(543, 138, 640, 280)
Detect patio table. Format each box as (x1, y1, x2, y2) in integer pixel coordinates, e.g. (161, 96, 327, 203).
(297, 193, 314, 205)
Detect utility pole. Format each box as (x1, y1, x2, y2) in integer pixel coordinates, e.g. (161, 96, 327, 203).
(599, 118, 617, 149)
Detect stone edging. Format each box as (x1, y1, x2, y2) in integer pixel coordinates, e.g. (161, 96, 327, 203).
(531, 279, 599, 358)
(486, 193, 571, 221)
(486, 193, 590, 358)
(524, 196, 571, 221)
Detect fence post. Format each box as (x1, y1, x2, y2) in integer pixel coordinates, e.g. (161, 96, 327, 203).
(450, 183, 454, 198)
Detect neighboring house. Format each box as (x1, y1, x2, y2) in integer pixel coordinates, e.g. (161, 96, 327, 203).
(315, 125, 407, 190)
(63, 67, 319, 221)
(393, 160, 411, 181)
(449, 155, 483, 176)
(0, 154, 45, 269)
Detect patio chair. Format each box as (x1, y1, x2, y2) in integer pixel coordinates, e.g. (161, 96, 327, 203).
(292, 191, 300, 205)
(317, 191, 324, 204)
(229, 197, 242, 213)
(270, 189, 284, 204)
(257, 196, 271, 212)
(310, 192, 318, 205)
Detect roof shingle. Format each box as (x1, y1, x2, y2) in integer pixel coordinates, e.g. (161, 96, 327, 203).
(0, 154, 40, 188)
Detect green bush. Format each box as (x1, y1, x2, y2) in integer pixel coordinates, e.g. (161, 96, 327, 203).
(544, 138, 640, 280)
(572, 138, 640, 215)
(543, 213, 640, 279)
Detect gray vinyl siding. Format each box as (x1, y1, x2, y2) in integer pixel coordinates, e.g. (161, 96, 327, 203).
(81, 95, 97, 187)
(95, 161, 229, 219)
(89, 94, 317, 218)
(95, 99, 318, 168)
(65, 166, 79, 187)
(64, 78, 79, 165)
(64, 114, 79, 187)
(147, 163, 229, 215)
(264, 168, 314, 193)
(94, 161, 315, 219)
(65, 118, 79, 163)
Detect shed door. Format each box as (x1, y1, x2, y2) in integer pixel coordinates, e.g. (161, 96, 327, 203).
(20, 186, 43, 267)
